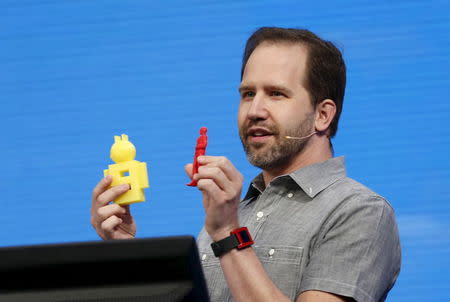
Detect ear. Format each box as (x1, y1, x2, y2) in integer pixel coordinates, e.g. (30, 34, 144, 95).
(314, 99, 336, 135)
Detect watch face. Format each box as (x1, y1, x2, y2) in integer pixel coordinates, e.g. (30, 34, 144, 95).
(233, 227, 254, 249)
(238, 230, 251, 242)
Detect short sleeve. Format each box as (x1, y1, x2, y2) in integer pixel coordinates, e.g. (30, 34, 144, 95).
(299, 195, 401, 302)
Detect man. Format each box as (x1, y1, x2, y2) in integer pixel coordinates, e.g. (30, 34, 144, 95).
(91, 27, 401, 302)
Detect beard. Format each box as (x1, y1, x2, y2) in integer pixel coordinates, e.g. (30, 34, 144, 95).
(239, 113, 315, 170)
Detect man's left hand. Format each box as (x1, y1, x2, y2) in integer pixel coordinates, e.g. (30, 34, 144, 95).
(185, 156, 243, 241)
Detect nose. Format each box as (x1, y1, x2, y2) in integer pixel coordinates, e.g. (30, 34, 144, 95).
(246, 94, 269, 121)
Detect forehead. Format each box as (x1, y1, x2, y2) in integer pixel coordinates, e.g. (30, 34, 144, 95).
(241, 42, 308, 87)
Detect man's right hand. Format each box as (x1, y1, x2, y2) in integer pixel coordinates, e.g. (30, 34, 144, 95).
(90, 175, 137, 240)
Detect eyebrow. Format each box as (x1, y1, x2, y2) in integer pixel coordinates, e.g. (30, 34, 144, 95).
(266, 85, 293, 95)
(238, 84, 293, 95)
(238, 85, 253, 93)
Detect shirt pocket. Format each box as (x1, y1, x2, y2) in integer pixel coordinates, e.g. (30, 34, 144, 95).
(254, 245, 304, 300)
(198, 248, 231, 302)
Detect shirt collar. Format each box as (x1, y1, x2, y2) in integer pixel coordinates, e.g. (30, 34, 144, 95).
(242, 173, 265, 201)
(289, 156, 346, 198)
(242, 156, 346, 201)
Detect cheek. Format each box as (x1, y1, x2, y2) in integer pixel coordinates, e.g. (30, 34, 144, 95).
(269, 104, 308, 131)
(268, 104, 295, 124)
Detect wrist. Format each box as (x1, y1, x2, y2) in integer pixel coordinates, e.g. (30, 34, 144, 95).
(208, 225, 240, 242)
(210, 226, 254, 257)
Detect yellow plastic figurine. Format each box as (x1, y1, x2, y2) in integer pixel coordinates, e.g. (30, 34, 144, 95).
(104, 134, 149, 205)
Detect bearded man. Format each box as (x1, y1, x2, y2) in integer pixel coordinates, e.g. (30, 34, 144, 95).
(91, 27, 401, 302)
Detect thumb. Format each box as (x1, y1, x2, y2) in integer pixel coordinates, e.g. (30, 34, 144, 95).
(184, 163, 194, 179)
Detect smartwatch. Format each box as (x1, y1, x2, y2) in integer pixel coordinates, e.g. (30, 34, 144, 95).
(210, 227, 254, 257)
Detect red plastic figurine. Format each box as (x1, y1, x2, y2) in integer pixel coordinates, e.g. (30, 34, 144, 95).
(187, 127, 208, 186)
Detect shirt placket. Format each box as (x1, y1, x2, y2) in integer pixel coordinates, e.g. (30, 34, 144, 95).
(246, 182, 287, 239)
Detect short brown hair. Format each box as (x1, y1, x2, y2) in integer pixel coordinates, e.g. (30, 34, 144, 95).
(241, 27, 346, 138)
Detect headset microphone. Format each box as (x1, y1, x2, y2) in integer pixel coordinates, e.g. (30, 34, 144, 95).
(285, 131, 317, 140)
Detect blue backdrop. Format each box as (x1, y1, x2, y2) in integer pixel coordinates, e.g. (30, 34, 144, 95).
(1, 1, 449, 301)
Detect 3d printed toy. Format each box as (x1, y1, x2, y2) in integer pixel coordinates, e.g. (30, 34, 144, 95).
(104, 134, 149, 205)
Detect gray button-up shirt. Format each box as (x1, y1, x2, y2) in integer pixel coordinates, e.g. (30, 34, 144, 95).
(197, 156, 401, 302)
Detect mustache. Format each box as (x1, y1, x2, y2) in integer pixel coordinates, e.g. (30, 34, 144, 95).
(241, 121, 280, 137)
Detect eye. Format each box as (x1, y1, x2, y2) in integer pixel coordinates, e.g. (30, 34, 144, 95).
(271, 91, 284, 97)
(241, 91, 255, 98)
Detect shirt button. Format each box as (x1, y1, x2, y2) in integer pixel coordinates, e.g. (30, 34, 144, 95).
(256, 211, 264, 221)
(269, 248, 275, 256)
(287, 192, 294, 198)
(202, 254, 207, 261)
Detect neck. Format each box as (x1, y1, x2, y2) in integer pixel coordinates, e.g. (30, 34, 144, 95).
(262, 136, 333, 186)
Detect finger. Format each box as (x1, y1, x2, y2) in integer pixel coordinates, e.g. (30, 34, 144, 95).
(197, 178, 222, 200)
(92, 175, 113, 203)
(96, 184, 130, 206)
(184, 163, 194, 179)
(96, 203, 127, 222)
(197, 156, 241, 183)
(195, 165, 231, 192)
(196, 155, 221, 164)
(101, 215, 123, 234)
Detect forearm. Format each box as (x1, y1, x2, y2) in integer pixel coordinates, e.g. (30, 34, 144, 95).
(219, 246, 292, 302)
(193, 156, 291, 301)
